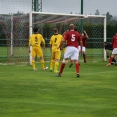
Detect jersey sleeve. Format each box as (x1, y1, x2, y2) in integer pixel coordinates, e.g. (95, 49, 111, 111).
(41, 35, 45, 44)
(63, 32, 68, 41)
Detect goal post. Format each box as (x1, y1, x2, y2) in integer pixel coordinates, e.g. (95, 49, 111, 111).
(29, 11, 106, 64)
(29, 12, 33, 65)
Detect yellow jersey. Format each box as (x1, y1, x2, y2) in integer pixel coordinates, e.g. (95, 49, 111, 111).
(29, 33, 45, 47)
(50, 34, 63, 52)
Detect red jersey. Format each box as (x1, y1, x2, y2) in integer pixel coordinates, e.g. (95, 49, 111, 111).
(64, 30, 82, 48)
(112, 35, 117, 48)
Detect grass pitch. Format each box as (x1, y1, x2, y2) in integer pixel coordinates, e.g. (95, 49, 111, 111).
(0, 61, 117, 117)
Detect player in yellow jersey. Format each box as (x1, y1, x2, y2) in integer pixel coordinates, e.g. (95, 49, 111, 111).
(28, 27, 48, 71)
(49, 28, 63, 72)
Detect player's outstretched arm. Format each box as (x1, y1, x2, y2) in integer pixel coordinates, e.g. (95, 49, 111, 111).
(84, 31, 89, 39)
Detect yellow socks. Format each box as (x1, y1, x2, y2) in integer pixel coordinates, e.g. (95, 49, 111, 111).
(32, 60, 36, 70)
(50, 59, 54, 71)
(40, 60, 44, 69)
(54, 61, 59, 72)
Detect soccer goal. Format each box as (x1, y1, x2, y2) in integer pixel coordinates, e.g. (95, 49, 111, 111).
(29, 11, 106, 64)
(0, 12, 106, 65)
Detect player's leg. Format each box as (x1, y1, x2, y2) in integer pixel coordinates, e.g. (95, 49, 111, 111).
(106, 48, 117, 67)
(75, 60, 80, 77)
(50, 52, 55, 71)
(57, 47, 72, 77)
(57, 58, 66, 77)
(106, 54, 114, 67)
(108, 50, 116, 65)
(57, 47, 74, 77)
(54, 51, 61, 73)
(82, 47, 86, 63)
(71, 47, 80, 77)
(37, 48, 48, 70)
(111, 57, 116, 65)
(32, 57, 37, 70)
(31, 47, 37, 71)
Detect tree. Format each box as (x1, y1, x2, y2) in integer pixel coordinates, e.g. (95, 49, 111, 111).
(106, 12, 113, 21)
(13, 11, 24, 16)
(95, 9, 100, 15)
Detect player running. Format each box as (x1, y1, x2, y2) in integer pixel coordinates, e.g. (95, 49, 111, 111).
(106, 32, 117, 67)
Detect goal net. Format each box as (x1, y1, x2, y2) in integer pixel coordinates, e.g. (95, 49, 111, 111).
(29, 11, 106, 64)
(0, 12, 106, 65)
(0, 14, 29, 64)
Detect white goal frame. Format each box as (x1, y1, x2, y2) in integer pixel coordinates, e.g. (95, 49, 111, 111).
(29, 11, 106, 65)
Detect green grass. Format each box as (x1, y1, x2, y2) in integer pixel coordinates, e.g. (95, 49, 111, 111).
(0, 61, 117, 117)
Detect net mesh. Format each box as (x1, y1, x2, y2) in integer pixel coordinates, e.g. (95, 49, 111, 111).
(0, 13, 105, 64)
(31, 13, 105, 62)
(0, 14, 29, 64)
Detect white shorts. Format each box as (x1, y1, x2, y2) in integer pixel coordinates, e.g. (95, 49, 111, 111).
(78, 46, 86, 52)
(112, 48, 117, 54)
(64, 46, 79, 60)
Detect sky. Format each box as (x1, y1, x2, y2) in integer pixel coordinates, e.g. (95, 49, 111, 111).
(0, 0, 117, 16)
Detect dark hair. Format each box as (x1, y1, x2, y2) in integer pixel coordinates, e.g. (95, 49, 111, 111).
(53, 28, 58, 33)
(33, 27, 38, 33)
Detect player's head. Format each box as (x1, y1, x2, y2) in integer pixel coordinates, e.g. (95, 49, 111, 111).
(69, 24, 74, 30)
(33, 27, 38, 33)
(103, 41, 107, 46)
(53, 28, 58, 34)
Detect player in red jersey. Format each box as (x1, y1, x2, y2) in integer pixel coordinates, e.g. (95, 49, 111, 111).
(57, 24, 82, 77)
(69, 30, 88, 67)
(79, 30, 89, 63)
(106, 32, 117, 67)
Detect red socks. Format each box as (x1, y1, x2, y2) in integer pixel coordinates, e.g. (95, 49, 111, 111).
(59, 63, 66, 74)
(76, 63, 80, 74)
(109, 57, 114, 63)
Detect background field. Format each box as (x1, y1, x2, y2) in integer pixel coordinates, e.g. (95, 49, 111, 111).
(0, 61, 117, 117)
(0, 46, 104, 64)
